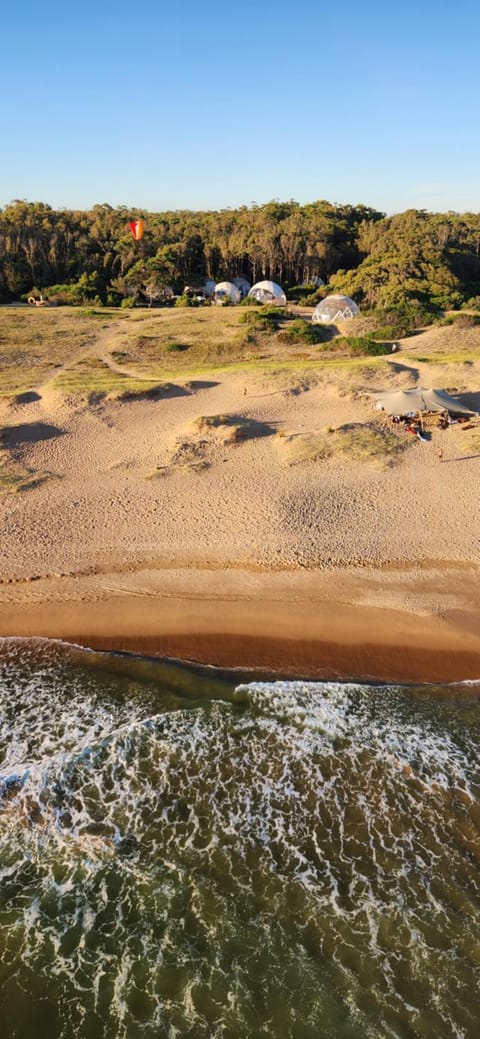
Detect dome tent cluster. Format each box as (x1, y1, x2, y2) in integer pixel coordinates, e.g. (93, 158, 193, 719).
(213, 278, 287, 306)
(187, 276, 360, 319)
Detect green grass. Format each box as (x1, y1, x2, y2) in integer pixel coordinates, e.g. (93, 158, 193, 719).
(321, 336, 392, 356)
(51, 357, 164, 397)
(409, 352, 480, 365)
(0, 308, 125, 396)
(1, 306, 479, 400)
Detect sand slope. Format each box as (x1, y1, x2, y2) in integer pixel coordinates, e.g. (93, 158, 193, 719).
(1, 318, 480, 679)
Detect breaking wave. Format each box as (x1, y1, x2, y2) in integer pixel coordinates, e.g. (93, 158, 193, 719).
(0, 638, 479, 1038)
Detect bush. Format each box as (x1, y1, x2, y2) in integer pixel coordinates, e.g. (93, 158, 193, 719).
(324, 336, 392, 356)
(239, 306, 286, 327)
(440, 313, 480, 328)
(368, 301, 438, 338)
(165, 341, 189, 352)
(239, 295, 260, 306)
(278, 319, 329, 345)
(286, 285, 323, 302)
(175, 295, 199, 307)
(302, 288, 327, 307)
(120, 297, 136, 309)
(369, 325, 398, 341)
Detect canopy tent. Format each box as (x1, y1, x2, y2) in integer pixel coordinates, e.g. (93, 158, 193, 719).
(232, 276, 251, 297)
(373, 387, 476, 417)
(214, 281, 241, 304)
(312, 294, 359, 323)
(248, 280, 287, 306)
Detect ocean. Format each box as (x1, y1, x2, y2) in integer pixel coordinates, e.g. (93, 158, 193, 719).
(0, 637, 478, 1038)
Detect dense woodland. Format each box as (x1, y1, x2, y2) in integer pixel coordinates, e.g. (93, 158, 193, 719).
(2, 199, 480, 312)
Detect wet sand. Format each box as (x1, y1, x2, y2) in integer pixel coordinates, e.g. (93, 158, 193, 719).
(2, 566, 480, 683)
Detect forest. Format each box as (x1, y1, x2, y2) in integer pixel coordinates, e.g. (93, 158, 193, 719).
(2, 199, 480, 313)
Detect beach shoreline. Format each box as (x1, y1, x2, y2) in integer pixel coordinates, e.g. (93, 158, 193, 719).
(2, 564, 480, 684)
(2, 314, 480, 685)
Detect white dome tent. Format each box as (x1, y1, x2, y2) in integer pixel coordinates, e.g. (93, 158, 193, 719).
(312, 294, 359, 323)
(232, 276, 251, 297)
(214, 281, 241, 304)
(248, 280, 287, 306)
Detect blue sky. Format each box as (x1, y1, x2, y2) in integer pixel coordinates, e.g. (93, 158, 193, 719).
(2, 0, 479, 214)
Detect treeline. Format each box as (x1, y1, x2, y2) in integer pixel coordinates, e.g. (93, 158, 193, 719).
(2, 200, 480, 311)
(331, 209, 480, 310)
(0, 199, 381, 304)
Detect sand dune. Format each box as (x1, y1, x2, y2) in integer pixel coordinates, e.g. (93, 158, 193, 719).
(1, 319, 480, 680)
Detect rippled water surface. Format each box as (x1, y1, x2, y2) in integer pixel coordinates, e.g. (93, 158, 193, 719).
(0, 638, 479, 1038)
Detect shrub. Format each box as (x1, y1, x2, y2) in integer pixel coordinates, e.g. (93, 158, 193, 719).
(324, 336, 391, 356)
(120, 297, 136, 308)
(278, 319, 329, 345)
(440, 314, 480, 328)
(368, 301, 438, 338)
(302, 288, 327, 307)
(239, 296, 260, 306)
(175, 295, 199, 307)
(369, 325, 398, 341)
(239, 306, 286, 328)
(165, 341, 189, 352)
(286, 285, 323, 302)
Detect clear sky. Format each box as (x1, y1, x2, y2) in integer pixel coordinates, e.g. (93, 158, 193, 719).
(2, 0, 479, 215)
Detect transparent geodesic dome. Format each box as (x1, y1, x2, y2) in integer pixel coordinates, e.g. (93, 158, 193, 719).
(214, 281, 241, 304)
(312, 294, 359, 323)
(248, 280, 287, 305)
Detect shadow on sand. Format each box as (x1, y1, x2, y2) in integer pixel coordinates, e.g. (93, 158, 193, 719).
(1, 422, 64, 448)
(13, 391, 42, 405)
(441, 454, 480, 463)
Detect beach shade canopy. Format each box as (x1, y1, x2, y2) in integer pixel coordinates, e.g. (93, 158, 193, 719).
(248, 280, 287, 305)
(312, 294, 360, 323)
(232, 276, 251, 297)
(373, 387, 476, 417)
(214, 281, 241, 304)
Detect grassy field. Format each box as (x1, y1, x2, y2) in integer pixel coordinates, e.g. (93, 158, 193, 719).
(1, 304, 480, 400)
(0, 307, 127, 396)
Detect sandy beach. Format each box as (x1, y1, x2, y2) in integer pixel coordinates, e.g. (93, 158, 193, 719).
(1, 313, 480, 682)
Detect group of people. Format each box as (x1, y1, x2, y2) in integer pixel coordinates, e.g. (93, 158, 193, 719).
(437, 412, 457, 430)
(391, 413, 427, 441)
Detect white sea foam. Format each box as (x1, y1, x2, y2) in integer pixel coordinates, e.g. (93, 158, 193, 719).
(0, 640, 478, 1038)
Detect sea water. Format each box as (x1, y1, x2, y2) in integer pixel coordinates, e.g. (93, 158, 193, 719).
(0, 637, 478, 1039)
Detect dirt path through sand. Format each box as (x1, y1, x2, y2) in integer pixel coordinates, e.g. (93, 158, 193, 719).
(37, 317, 153, 396)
